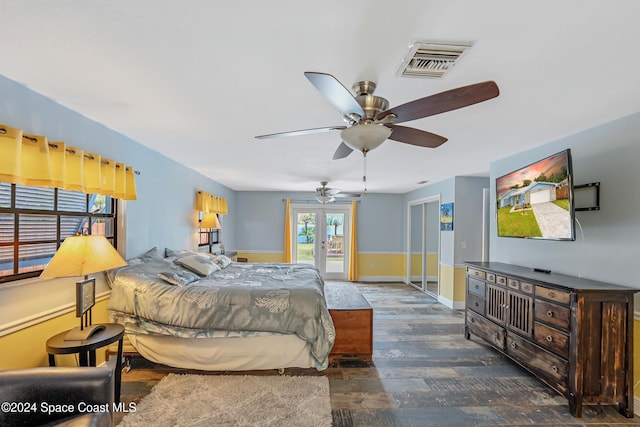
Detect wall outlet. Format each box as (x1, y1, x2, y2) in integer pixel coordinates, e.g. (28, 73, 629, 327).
(370, 262, 375, 269)
(461, 241, 467, 249)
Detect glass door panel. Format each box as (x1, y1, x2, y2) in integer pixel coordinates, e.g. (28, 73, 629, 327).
(292, 206, 349, 280)
(295, 212, 317, 268)
(325, 212, 345, 275)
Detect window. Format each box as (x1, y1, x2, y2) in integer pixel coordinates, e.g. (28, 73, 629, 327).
(198, 229, 219, 249)
(0, 182, 117, 283)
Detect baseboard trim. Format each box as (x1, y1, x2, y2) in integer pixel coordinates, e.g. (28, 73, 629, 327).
(437, 295, 465, 310)
(357, 276, 404, 282)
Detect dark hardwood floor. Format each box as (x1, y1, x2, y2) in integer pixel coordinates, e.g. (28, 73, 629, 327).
(116, 282, 640, 426)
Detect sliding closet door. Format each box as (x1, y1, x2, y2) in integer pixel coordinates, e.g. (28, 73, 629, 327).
(407, 195, 440, 297)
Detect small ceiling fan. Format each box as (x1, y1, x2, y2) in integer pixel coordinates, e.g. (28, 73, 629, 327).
(315, 181, 360, 204)
(256, 72, 499, 160)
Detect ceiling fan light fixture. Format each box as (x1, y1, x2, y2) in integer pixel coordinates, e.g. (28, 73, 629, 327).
(341, 124, 392, 153)
(315, 194, 335, 204)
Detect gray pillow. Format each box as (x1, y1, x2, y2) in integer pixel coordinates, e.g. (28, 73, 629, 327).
(128, 247, 163, 264)
(175, 254, 221, 276)
(165, 248, 198, 258)
(158, 270, 200, 286)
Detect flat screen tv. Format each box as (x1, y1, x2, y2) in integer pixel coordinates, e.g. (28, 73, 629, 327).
(496, 149, 575, 240)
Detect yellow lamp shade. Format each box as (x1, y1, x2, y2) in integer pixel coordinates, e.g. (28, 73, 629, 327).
(40, 235, 127, 279)
(200, 212, 221, 229)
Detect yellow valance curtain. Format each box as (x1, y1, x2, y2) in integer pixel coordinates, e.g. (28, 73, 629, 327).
(0, 123, 138, 200)
(195, 190, 228, 214)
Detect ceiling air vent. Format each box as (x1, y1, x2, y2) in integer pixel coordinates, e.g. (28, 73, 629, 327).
(397, 40, 474, 79)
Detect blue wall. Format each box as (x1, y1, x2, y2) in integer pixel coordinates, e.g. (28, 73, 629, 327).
(0, 73, 235, 257)
(403, 176, 490, 269)
(490, 112, 640, 288)
(234, 191, 404, 253)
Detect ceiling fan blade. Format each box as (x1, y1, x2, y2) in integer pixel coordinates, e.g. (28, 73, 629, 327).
(332, 142, 354, 159)
(325, 188, 340, 195)
(333, 193, 361, 198)
(377, 81, 499, 123)
(304, 72, 365, 119)
(386, 124, 448, 148)
(255, 126, 346, 139)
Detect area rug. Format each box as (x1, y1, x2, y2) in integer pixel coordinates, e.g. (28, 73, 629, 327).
(118, 373, 332, 427)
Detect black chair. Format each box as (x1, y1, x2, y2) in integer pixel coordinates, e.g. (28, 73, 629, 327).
(0, 356, 116, 427)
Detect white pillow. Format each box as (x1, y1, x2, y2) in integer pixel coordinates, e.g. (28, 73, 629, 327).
(212, 255, 232, 269)
(175, 255, 221, 276)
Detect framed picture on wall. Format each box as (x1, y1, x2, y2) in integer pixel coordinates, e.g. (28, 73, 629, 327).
(440, 202, 454, 231)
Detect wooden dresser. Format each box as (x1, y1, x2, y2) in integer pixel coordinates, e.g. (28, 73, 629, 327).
(464, 261, 636, 418)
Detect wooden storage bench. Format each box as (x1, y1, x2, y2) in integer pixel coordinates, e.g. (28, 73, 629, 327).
(325, 282, 373, 361)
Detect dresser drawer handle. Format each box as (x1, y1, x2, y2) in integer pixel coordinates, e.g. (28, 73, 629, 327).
(546, 311, 554, 318)
(475, 271, 480, 276)
(475, 284, 479, 289)
(474, 302, 479, 307)
(470, 318, 475, 323)
(546, 335, 553, 342)
(548, 291, 555, 298)
(551, 365, 558, 373)
(510, 342, 517, 349)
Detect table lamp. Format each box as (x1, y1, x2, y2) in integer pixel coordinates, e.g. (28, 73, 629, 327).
(199, 212, 221, 252)
(40, 234, 127, 340)
(200, 212, 221, 229)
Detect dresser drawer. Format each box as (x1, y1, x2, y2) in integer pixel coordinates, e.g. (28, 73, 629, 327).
(508, 278, 519, 290)
(486, 273, 496, 283)
(534, 321, 570, 358)
(521, 281, 534, 294)
(535, 299, 570, 331)
(496, 275, 507, 286)
(466, 292, 485, 315)
(466, 310, 504, 350)
(468, 277, 485, 297)
(468, 268, 486, 280)
(506, 333, 569, 395)
(536, 285, 571, 305)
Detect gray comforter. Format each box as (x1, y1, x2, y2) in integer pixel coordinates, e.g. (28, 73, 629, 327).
(107, 259, 335, 369)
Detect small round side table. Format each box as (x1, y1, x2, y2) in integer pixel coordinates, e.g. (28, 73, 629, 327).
(46, 323, 124, 403)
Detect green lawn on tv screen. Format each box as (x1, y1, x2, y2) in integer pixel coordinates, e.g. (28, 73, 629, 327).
(497, 206, 543, 238)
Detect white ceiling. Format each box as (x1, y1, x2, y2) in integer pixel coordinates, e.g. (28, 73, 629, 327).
(2, 1, 639, 194)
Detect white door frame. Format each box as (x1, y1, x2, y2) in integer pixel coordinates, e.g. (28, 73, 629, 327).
(291, 203, 351, 280)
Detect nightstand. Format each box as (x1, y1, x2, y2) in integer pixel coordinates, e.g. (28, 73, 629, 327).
(46, 323, 124, 403)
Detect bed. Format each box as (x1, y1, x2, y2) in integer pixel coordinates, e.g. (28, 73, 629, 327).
(106, 249, 336, 371)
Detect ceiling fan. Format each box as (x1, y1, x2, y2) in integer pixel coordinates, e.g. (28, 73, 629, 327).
(315, 181, 360, 204)
(256, 72, 500, 160)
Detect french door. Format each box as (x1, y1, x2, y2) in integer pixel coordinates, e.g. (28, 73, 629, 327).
(291, 204, 350, 280)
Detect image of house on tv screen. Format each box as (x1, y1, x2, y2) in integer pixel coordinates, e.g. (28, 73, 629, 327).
(496, 150, 574, 240)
